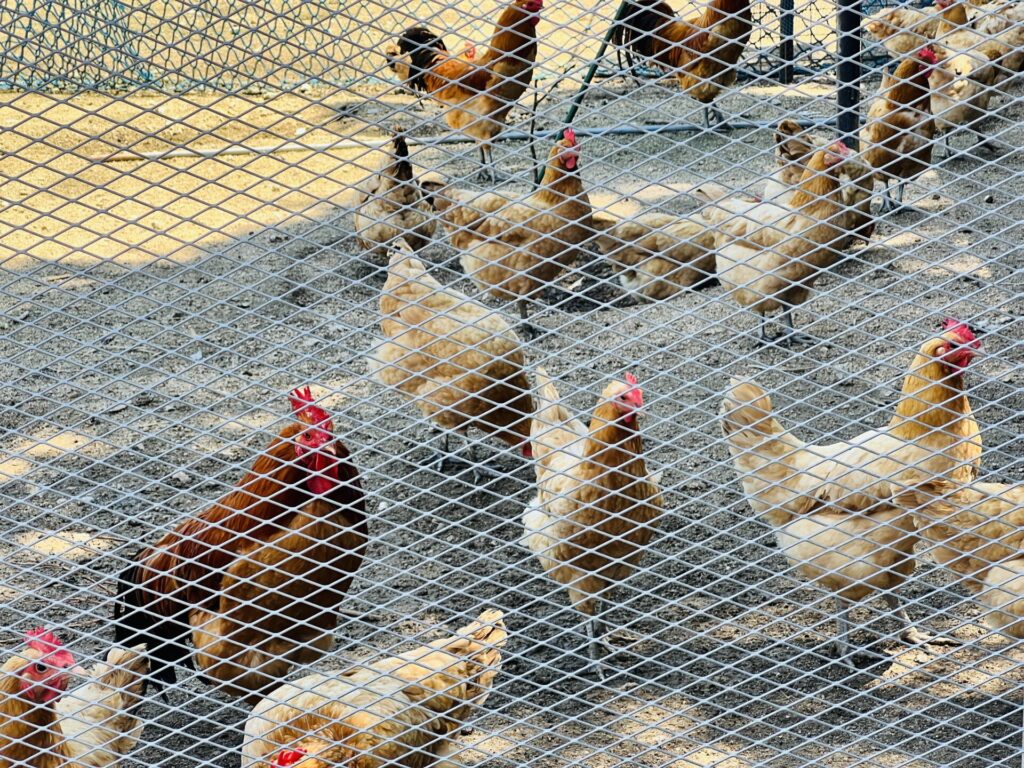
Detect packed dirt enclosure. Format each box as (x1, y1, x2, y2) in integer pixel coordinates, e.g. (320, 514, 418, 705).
(2, 6, 1024, 768)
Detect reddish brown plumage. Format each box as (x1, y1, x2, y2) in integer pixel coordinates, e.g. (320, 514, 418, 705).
(114, 392, 367, 697)
(615, 0, 753, 105)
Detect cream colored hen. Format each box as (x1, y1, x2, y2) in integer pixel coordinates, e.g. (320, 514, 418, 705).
(240, 610, 507, 768)
(369, 239, 534, 470)
(721, 320, 982, 663)
(0, 630, 148, 768)
(896, 478, 1024, 639)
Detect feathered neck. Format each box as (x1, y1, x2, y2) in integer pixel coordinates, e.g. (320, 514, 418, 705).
(884, 57, 932, 110)
(488, 3, 539, 56)
(581, 402, 646, 482)
(889, 355, 971, 439)
(787, 156, 842, 212)
(0, 670, 64, 768)
(535, 164, 584, 203)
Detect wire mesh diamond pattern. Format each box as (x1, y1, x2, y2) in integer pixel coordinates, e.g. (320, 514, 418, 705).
(0, 0, 1021, 767)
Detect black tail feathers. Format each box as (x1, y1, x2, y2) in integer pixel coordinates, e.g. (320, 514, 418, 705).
(113, 551, 194, 688)
(612, 0, 676, 59)
(396, 26, 448, 92)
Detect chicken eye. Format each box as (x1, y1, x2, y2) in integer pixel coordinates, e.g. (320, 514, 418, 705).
(33, 662, 47, 673)
(954, 69, 962, 76)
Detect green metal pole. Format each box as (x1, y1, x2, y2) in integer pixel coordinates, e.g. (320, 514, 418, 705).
(534, 0, 635, 185)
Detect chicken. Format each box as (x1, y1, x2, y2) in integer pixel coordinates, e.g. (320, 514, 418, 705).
(385, 0, 543, 181)
(929, 0, 1006, 154)
(596, 212, 716, 301)
(437, 130, 593, 331)
(523, 369, 663, 675)
(720, 320, 982, 662)
(613, 0, 754, 126)
(353, 133, 437, 260)
(765, 119, 823, 203)
(0, 629, 148, 767)
(864, 6, 940, 58)
(896, 478, 1024, 639)
(861, 47, 938, 213)
(113, 388, 368, 699)
(240, 610, 507, 768)
(368, 238, 534, 470)
(970, 1, 1024, 72)
(709, 140, 875, 345)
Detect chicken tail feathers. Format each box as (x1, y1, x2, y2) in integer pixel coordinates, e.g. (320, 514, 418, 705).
(391, 131, 414, 183)
(720, 379, 786, 444)
(892, 475, 958, 520)
(396, 26, 449, 92)
(112, 553, 193, 688)
(613, 0, 677, 59)
(92, 645, 150, 708)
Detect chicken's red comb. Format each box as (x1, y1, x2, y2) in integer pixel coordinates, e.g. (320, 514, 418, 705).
(941, 318, 978, 343)
(289, 388, 333, 429)
(563, 128, 576, 146)
(918, 46, 939, 65)
(622, 372, 643, 408)
(273, 749, 306, 767)
(25, 628, 63, 652)
(829, 139, 851, 156)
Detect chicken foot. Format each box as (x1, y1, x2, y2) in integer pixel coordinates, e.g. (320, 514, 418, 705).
(755, 312, 819, 349)
(430, 430, 504, 482)
(882, 594, 962, 648)
(517, 298, 543, 340)
(474, 144, 506, 184)
(702, 105, 727, 130)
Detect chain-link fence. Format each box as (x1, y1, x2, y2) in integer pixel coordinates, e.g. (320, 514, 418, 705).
(1, 0, 1023, 767)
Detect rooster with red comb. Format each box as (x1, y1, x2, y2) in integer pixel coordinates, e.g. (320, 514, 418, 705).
(435, 130, 593, 336)
(114, 387, 367, 699)
(523, 369, 663, 677)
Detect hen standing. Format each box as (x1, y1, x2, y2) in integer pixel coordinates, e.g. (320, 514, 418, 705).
(861, 47, 938, 213)
(524, 369, 662, 676)
(438, 130, 593, 333)
(369, 238, 534, 472)
(721, 320, 982, 663)
(354, 133, 438, 260)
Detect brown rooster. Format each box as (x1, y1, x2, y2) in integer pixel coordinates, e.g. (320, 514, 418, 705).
(613, 0, 754, 127)
(523, 369, 663, 676)
(0, 629, 149, 768)
(240, 610, 507, 768)
(386, 0, 543, 181)
(113, 388, 367, 700)
(861, 46, 938, 213)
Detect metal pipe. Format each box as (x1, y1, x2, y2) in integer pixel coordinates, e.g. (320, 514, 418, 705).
(836, 0, 863, 149)
(96, 118, 839, 164)
(778, 0, 795, 85)
(534, 0, 637, 184)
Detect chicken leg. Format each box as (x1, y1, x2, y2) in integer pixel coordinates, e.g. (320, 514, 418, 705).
(883, 594, 961, 648)
(474, 143, 506, 184)
(703, 105, 726, 130)
(517, 298, 542, 339)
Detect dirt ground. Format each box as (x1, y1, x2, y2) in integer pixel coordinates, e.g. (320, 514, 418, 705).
(1, 44, 1023, 768)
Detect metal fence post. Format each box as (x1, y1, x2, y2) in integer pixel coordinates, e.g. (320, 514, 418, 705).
(778, 0, 795, 85)
(836, 0, 863, 148)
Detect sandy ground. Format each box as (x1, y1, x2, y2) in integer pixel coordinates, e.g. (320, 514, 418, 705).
(1, 27, 1023, 768)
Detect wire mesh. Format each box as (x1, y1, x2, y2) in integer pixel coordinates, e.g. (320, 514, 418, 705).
(0, 0, 1022, 767)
